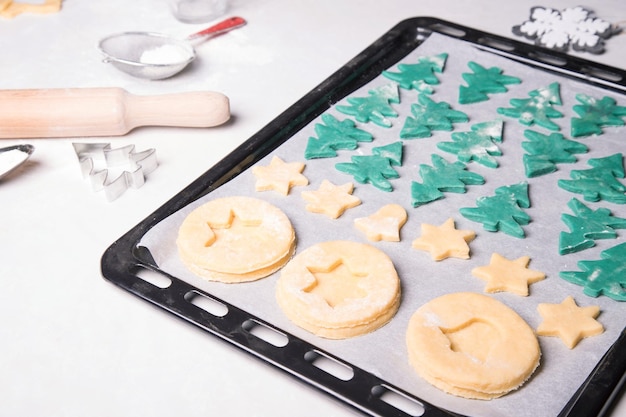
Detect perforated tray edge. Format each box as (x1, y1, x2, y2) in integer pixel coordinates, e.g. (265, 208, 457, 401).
(101, 17, 626, 417)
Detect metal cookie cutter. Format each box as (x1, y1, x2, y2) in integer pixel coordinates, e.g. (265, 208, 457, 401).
(73, 143, 158, 201)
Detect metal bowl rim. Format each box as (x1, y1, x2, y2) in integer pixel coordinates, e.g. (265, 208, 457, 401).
(97, 31, 196, 68)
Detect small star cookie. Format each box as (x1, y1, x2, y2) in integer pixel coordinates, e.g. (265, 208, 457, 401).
(252, 156, 308, 195)
(301, 180, 361, 219)
(472, 253, 545, 296)
(354, 204, 407, 241)
(536, 296, 604, 349)
(412, 218, 475, 261)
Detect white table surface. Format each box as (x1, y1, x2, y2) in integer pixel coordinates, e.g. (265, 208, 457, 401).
(1, 1, 624, 416)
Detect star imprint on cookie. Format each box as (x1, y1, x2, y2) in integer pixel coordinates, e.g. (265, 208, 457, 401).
(354, 204, 407, 241)
(305, 259, 367, 308)
(252, 156, 309, 195)
(412, 218, 476, 260)
(536, 296, 604, 349)
(301, 180, 361, 218)
(202, 209, 262, 246)
(472, 253, 545, 296)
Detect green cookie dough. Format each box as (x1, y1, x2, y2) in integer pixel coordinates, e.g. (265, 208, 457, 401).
(560, 198, 626, 255)
(558, 153, 626, 204)
(437, 120, 504, 168)
(571, 93, 626, 138)
(459, 61, 521, 104)
(522, 130, 588, 178)
(411, 154, 485, 207)
(335, 142, 403, 192)
(460, 182, 531, 238)
(304, 114, 373, 159)
(560, 242, 626, 301)
(497, 82, 563, 131)
(336, 83, 400, 128)
(400, 95, 469, 139)
(383, 53, 448, 93)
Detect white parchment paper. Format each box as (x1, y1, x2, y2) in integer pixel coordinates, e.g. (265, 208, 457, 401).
(140, 33, 626, 417)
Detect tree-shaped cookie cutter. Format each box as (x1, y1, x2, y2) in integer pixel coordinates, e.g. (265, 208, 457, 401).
(73, 143, 157, 201)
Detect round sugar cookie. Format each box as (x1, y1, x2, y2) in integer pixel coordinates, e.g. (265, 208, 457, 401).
(177, 196, 295, 283)
(276, 240, 400, 339)
(406, 292, 540, 399)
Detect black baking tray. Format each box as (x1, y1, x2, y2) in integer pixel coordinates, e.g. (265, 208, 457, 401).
(101, 17, 626, 417)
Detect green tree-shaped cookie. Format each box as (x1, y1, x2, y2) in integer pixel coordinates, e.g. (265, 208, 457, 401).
(371, 141, 403, 166)
(571, 93, 626, 137)
(497, 82, 563, 131)
(304, 114, 373, 159)
(336, 83, 400, 128)
(560, 198, 626, 255)
(411, 154, 485, 207)
(459, 61, 521, 104)
(382, 53, 448, 93)
(335, 142, 403, 192)
(400, 94, 469, 139)
(558, 153, 626, 204)
(522, 129, 588, 177)
(460, 182, 531, 238)
(437, 120, 504, 168)
(560, 242, 626, 301)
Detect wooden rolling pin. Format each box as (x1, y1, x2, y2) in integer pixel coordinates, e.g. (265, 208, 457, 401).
(0, 88, 230, 138)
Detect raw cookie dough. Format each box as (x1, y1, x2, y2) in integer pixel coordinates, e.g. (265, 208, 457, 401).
(412, 218, 475, 260)
(354, 203, 407, 242)
(335, 141, 403, 192)
(177, 196, 295, 283)
(252, 155, 308, 195)
(571, 94, 626, 138)
(410, 154, 485, 207)
(522, 130, 588, 178)
(382, 53, 448, 92)
(536, 296, 604, 348)
(458, 61, 521, 104)
(557, 153, 626, 205)
(497, 82, 563, 131)
(436, 119, 504, 168)
(559, 198, 626, 255)
(406, 292, 540, 399)
(301, 180, 361, 219)
(276, 240, 401, 339)
(559, 241, 626, 301)
(400, 94, 469, 139)
(460, 182, 531, 238)
(304, 114, 373, 160)
(471, 253, 545, 296)
(336, 83, 400, 128)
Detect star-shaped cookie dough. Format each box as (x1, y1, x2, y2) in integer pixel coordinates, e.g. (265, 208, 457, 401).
(536, 296, 604, 349)
(301, 180, 361, 218)
(252, 156, 309, 195)
(472, 253, 545, 296)
(412, 218, 475, 260)
(354, 203, 407, 241)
